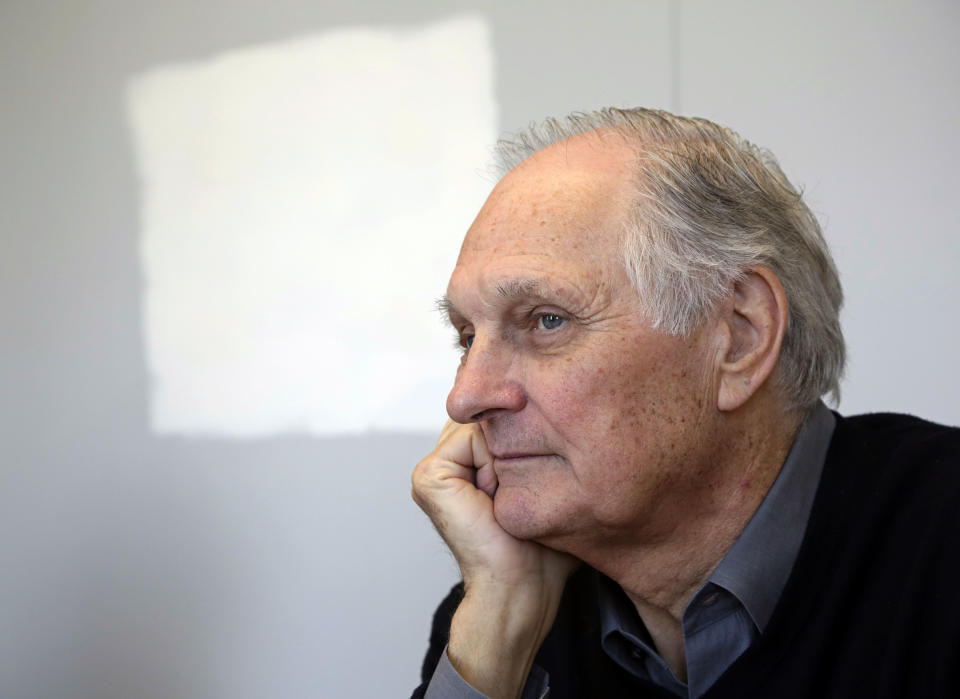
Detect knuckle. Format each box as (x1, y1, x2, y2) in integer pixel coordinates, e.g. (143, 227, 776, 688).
(411, 463, 426, 491)
(410, 485, 423, 507)
(411, 456, 436, 494)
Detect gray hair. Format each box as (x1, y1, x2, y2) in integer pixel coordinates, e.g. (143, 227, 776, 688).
(494, 108, 845, 413)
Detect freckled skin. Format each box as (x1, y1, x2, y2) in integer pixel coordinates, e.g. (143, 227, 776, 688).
(444, 134, 729, 557)
(419, 129, 802, 690)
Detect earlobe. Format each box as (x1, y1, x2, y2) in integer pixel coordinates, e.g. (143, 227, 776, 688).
(717, 267, 789, 412)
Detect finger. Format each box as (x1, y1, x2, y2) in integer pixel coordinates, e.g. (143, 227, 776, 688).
(475, 460, 498, 499)
(416, 422, 496, 506)
(469, 425, 493, 471)
(470, 428, 498, 498)
(437, 418, 460, 444)
(415, 423, 487, 498)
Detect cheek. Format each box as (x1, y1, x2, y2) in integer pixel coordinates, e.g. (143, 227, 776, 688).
(541, 339, 710, 463)
(529, 349, 656, 461)
(532, 359, 613, 440)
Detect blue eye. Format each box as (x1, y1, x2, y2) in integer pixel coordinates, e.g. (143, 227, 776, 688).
(538, 314, 565, 330)
(463, 334, 474, 349)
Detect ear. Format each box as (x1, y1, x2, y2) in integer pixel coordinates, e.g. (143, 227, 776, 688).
(716, 266, 789, 412)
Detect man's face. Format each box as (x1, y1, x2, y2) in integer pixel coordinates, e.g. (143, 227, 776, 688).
(443, 134, 723, 554)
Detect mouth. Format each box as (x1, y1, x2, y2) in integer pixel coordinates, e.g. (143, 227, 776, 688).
(491, 452, 555, 463)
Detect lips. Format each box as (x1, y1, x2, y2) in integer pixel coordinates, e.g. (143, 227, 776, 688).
(491, 452, 554, 461)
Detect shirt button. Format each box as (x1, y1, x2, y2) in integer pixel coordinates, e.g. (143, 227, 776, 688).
(701, 592, 720, 606)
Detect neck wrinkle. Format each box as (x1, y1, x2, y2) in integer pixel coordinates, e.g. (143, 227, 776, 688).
(578, 402, 800, 623)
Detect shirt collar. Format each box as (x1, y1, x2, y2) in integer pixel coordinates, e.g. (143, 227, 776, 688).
(598, 402, 835, 638)
(707, 401, 835, 632)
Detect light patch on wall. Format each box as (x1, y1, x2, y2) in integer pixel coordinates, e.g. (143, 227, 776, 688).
(128, 15, 496, 436)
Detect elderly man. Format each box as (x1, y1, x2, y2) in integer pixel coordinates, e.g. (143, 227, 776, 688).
(410, 108, 959, 699)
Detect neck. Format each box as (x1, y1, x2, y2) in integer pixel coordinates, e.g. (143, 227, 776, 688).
(572, 396, 803, 675)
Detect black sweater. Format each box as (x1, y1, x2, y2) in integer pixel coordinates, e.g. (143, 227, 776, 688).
(414, 413, 960, 698)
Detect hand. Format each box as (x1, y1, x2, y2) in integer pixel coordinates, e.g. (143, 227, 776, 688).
(412, 420, 578, 699)
(412, 420, 577, 589)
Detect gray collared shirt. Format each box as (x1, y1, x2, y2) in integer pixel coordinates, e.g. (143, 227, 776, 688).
(599, 403, 835, 696)
(425, 403, 836, 699)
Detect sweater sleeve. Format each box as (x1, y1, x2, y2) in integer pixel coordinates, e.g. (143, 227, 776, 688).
(423, 647, 550, 699)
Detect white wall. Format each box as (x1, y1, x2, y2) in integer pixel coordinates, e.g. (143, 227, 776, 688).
(679, 0, 960, 420)
(1, 1, 957, 697)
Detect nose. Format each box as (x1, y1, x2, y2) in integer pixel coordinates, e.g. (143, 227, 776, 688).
(446, 335, 526, 423)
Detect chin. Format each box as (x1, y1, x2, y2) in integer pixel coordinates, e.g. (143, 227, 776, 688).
(492, 486, 560, 541)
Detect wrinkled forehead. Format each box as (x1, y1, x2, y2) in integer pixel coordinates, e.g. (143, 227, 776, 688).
(447, 134, 641, 317)
(459, 132, 639, 261)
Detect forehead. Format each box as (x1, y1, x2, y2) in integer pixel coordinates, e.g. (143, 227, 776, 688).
(448, 134, 638, 313)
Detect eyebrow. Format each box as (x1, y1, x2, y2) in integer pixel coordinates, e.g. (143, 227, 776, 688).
(436, 296, 457, 326)
(438, 277, 568, 326)
(495, 278, 550, 301)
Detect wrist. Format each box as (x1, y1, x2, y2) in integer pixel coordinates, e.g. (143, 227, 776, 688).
(447, 580, 564, 699)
